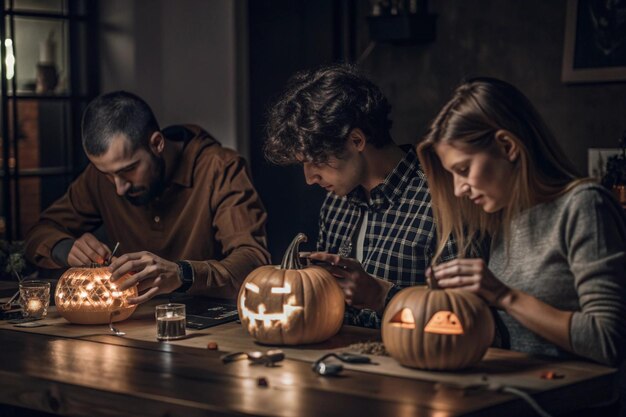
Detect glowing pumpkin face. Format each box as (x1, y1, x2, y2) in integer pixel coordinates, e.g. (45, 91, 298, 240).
(238, 234, 345, 345)
(55, 266, 138, 325)
(240, 274, 305, 331)
(424, 311, 464, 335)
(382, 286, 494, 370)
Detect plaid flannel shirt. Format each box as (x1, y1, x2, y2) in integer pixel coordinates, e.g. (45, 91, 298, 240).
(316, 145, 457, 328)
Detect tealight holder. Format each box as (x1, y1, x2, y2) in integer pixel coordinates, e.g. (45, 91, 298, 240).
(19, 280, 50, 319)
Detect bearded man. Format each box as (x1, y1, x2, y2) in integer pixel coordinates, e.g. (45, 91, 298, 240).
(25, 91, 269, 304)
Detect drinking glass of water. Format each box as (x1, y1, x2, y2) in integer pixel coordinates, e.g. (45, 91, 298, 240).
(155, 303, 186, 341)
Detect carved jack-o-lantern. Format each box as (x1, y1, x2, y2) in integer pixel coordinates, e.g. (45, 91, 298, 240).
(55, 266, 138, 324)
(238, 233, 345, 345)
(381, 286, 494, 370)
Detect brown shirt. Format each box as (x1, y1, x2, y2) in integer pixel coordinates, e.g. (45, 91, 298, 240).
(24, 125, 270, 299)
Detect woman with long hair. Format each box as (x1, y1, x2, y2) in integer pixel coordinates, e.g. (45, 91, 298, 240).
(417, 77, 626, 366)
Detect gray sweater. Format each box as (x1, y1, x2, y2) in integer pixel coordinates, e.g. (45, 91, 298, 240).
(489, 183, 626, 366)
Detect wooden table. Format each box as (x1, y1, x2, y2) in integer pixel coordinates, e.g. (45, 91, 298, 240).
(0, 300, 618, 417)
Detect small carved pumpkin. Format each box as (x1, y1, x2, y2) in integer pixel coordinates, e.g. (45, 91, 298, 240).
(55, 266, 138, 324)
(381, 286, 494, 370)
(238, 233, 345, 345)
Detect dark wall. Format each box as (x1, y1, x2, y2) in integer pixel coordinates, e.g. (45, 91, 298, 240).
(249, 0, 626, 262)
(248, 0, 339, 262)
(353, 0, 626, 173)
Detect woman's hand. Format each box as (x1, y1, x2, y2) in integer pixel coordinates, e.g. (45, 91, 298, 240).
(430, 258, 575, 355)
(427, 258, 511, 308)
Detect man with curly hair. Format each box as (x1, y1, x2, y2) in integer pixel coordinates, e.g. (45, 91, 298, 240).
(264, 64, 457, 328)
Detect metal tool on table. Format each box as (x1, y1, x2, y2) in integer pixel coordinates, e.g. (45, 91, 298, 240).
(1, 290, 19, 311)
(312, 352, 375, 376)
(221, 349, 285, 367)
(108, 310, 125, 336)
(1, 270, 24, 312)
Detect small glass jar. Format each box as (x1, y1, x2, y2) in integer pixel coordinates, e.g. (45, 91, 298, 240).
(19, 280, 51, 319)
(155, 303, 186, 341)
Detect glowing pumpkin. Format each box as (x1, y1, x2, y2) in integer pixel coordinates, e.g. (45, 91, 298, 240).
(238, 233, 345, 345)
(381, 286, 494, 370)
(55, 266, 138, 324)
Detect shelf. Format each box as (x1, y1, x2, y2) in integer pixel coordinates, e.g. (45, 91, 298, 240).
(367, 13, 437, 44)
(5, 10, 88, 20)
(6, 93, 91, 101)
(0, 166, 74, 178)
(0, 0, 98, 240)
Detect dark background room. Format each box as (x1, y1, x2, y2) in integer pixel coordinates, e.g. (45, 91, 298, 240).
(1, 0, 625, 261)
(0, 1, 625, 417)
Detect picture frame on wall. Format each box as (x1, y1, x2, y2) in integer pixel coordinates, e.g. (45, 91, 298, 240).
(588, 148, 623, 179)
(562, 0, 626, 83)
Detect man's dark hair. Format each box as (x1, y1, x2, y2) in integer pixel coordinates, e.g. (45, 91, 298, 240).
(264, 64, 393, 165)
(81, 91, 160, 156)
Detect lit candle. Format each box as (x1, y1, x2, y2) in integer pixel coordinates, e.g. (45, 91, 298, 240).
(27, 298, 43, 314)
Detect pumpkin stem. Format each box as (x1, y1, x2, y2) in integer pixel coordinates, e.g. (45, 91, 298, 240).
(427, 266, 439, 290)
(280, 233, 308, 270)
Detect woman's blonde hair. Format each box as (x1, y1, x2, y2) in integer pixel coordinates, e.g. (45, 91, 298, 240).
(417, 77, 587, 262)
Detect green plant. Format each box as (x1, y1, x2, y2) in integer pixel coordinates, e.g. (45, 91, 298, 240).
(0, 240, 26, 280)
(602, 131, 626, 188)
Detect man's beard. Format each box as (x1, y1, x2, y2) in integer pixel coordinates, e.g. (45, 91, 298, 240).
(124, 155, 165, 206)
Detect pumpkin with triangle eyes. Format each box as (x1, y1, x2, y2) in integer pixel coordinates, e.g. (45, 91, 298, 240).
(238, 233, 345, 345)
(381, 286, 494, 370)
